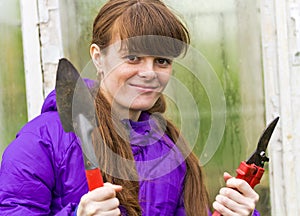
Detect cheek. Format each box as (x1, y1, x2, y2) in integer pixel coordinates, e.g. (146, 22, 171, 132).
(158, 71, 172, 88)
(101, 68, 133, 93)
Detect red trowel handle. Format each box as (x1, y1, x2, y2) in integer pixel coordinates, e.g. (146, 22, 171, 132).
(85, 168, 104, 191)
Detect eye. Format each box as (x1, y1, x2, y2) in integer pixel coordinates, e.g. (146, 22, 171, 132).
(125, 55, 140, 63)
(155, 58, 172, 67)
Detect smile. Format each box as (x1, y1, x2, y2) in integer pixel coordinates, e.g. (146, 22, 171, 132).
(129, 84, 160, 92)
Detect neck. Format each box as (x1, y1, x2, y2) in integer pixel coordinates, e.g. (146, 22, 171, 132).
(115, 108, 141, 122)
(99, 87, 142, 121)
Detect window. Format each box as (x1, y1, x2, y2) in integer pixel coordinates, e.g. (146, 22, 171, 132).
(0, 0, 27, 156)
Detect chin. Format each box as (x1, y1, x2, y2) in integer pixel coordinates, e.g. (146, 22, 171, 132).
(129, 100, 157, 111)
(130, 104, 155, 111)
(127, 95, 159, 110)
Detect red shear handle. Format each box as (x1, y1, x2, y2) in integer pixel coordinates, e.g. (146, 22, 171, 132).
(212, 210, 222, 216)
(236, 161, 265, 188)
(212, 161, 265, 215)
(85, 168, 104, 191)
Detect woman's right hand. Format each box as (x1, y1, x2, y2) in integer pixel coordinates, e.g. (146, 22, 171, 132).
(77, 182, 122, 216)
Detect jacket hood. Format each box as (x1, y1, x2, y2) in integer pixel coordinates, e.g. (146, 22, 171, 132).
(41, 90, 57, 113)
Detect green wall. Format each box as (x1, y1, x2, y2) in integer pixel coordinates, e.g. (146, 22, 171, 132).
(0, 0, 27, 156)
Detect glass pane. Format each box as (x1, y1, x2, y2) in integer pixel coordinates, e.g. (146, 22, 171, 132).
(59, 0, 104, 72)
(168, 0, 268, 214)
(59, 0, 268, 214)
(0, 0, 27, 156)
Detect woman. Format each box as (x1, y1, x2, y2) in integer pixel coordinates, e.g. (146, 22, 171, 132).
(0, 0, 259, 215)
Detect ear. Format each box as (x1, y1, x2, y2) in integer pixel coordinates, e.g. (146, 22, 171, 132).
(90, 43, 102, 71)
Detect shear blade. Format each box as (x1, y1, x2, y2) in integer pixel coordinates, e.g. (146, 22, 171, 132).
(246, 116, 279, 167)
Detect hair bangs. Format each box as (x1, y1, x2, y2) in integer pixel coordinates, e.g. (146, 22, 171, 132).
(114, 1, 189, 58)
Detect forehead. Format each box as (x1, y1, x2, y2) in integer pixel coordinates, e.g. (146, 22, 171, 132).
(104, 33, 185, 59)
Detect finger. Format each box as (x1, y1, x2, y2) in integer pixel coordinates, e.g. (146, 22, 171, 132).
(216, 194, 239, 210)
(219, 187, 257, 214)
(83, 185, 117, 202)
(212, 200, 237, 216)
(219, 187, 246, 205)
(215, 194, 253, 216)
(226, 177, 250, 192)
(226, 178, 259, 201)
(223, 172, 232, 182)
(219, 187, 250, 205)
(99, 208, 121, 216)
(98, 197, 120, 211)
(78, 194, 120, 215)
(85, 203, 121, 216)
(104, 182, 123, 192)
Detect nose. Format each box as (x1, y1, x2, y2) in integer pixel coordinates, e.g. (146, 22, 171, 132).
(137, 58, 157, 80)
(138, 70, 157, 80)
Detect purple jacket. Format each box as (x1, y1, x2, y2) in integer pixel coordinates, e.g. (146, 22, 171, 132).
(0, 89, 260, 216)
(0, 90, 187, 215)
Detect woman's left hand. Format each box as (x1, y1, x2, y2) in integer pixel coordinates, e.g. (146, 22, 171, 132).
(212, 172, 259, 216)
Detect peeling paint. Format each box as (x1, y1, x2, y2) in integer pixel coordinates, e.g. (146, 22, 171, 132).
(287, 134, 293, 140)
(290, 3, 300, 65)
(37, 0, 63, 95)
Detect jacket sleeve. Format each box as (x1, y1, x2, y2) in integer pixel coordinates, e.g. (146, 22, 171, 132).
(252, 209, 260, 216)
(174, 194, 186, 216)
(0, 132, 77, 216)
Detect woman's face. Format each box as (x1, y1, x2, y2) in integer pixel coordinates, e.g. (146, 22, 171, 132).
(92, 38, 172, 120)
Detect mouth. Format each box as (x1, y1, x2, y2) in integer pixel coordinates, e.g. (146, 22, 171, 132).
(129, 83, 160, 92)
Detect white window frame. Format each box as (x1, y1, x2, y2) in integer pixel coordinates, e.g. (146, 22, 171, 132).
(20, 0, 63, 120)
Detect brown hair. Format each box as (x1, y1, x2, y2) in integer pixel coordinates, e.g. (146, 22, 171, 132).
(92, 0, 209, 215)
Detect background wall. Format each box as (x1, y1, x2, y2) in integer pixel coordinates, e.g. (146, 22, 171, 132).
(0, 0, 27, 155)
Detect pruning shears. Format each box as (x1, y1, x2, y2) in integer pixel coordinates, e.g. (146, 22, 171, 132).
(55, 58, 104, 191)
(212, 116, 279, 216)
